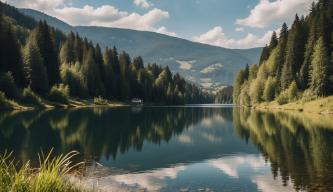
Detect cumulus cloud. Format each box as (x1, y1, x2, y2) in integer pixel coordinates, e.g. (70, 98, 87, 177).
(235, 27, 244, 32)
(134, 0, 152, 9)
(236, 0, 316, 28)
(193, 26, 273, 49)
(5, 0, 176, 36)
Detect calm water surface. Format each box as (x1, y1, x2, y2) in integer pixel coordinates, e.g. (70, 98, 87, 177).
(1, 106, 333, 192)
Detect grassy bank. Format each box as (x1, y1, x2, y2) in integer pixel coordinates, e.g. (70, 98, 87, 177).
(253, 96, 333, 114)
(0, 91, 128, 111)
(0, 150, 86, 192)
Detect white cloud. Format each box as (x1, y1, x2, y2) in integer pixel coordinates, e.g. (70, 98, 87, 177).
(134, 0, 152, 9)
(236, 0, 316, 28)
(235, 27, 244, 32)
(5, 0, 176, 36)
(193, 26, 273, 49)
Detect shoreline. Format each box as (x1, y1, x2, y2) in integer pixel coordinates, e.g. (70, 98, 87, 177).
(247, 96, 333, 115)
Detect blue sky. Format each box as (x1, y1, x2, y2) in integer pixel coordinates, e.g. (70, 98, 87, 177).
(6, 0, 315, 48)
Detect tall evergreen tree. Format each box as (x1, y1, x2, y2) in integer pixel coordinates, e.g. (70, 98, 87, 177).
(0, 18, 26, 87)
(310, 37, 330, 96)
(259, 45, 270, 65)
(282, 15, 306, 89)
(269, 31, 278, 51)
(276, 23, 288, 88)
(23, 38, 49, 95)
(82, 48, 104, 97)
(119, 51, 131, 99)
(34, 21, 60, 87)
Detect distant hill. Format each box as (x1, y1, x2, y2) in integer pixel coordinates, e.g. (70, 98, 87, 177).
(20, 9, 262, 88)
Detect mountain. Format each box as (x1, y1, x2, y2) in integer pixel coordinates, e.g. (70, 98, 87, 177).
(20, 9, 262, 88)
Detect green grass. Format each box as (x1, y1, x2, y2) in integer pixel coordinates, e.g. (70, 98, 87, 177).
(0, 150, 85, 192)
(254, 96, 333, 114)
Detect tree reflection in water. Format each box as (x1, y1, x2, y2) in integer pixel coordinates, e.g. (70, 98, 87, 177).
(233, 108, 333, 192)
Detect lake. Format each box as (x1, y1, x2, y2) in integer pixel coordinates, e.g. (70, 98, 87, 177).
(1, 106, 333, 192)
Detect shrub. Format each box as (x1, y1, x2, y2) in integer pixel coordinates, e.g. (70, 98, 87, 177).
(0, 91, 10, 109)
(276, 91, 289, 105)
(22, 87, 44, 107)
(94, 96, 109, 105)
(263, 77, 277, 102)
(0, 72, 18, 99)
(301, 89, 318, 102)
(49, 84, 70, 104)
(276, 81, 300, 105)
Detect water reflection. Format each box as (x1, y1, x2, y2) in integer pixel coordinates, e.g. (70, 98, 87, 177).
(0, 107, 333, 191)
(233, 108, 333, 192)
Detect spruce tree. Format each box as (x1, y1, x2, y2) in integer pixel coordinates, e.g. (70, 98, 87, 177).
(272, 23, 288, 89)
(82, 48, 104, 97)
(299, 20, 317, 90)
(34, 21, 60, 87)
(310, 37, 330, 96)
(23, 38, 49, 95)
(259, 46, 269, 65)
(269, 31, 278, 51)
(282, 15, 306, 89)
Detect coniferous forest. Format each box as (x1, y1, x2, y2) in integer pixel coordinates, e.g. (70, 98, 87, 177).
(0, 2, 211, 109)
(233, 0, 333, 106)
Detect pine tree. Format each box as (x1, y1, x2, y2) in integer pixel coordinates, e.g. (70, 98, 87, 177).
(119, 51, 131, 99)
(95, 44, 105, 90)
(103, 47, 114, 99)
(269, 31, 278, 51)
(34, 21, 60, 87)
(282, 15, 306, 90)
(23, 38, 49, 95)
(82, 48, 104, 97)
(310, 37, 330, 96)
(0, 16, 26, 87)
(259, 45, 269, 65)
(299, 20, 317, 90)
(276, 23, 289, 89)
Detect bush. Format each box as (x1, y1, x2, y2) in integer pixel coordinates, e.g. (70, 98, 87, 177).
(276, 91, 289, 105)
(48, 84, 70, 104)
(263, 77, 277, 102)
(94, 96, 109, 105)
(276, 81, 300, 105)
(302, 89, 318, 102)
(0, 72, 18, 99)
(22, 87, 44, 107)
(0, 91, 10, 109)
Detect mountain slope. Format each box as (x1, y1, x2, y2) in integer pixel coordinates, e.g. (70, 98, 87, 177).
(20, 8, 262, 88)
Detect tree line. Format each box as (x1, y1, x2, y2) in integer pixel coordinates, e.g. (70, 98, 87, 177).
(0, 2, 211, 106)
(233, 0, 333, 106)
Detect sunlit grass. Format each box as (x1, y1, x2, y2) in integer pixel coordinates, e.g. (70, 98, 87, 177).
(0, 150, 85, 192)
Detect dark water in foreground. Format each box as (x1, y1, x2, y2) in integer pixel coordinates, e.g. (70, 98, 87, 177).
(1, 106, 333, 192)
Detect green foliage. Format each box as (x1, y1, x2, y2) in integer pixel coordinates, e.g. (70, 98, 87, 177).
(21, 87, 43, 107)
(263, 77, 277, 102)
(0, 2, 212, 106)
(301, 89, 318, 102)
(48, 84, 70, 104)
(23, 36, 49, 95)
(310, 37, 330, 96)
(0, 72, 18, 99)
(0, 91, 10, 109)
(94, 96, 109, 105)
(236, 0, 333, 105)
(276, 81, 299, 105)
(0, 151, 83, 192)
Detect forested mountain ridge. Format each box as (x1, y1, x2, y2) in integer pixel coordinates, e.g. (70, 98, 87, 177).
(0, 2, 211, 109)
(20, 8, 262, 88)
(233, 0, 333, 106)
